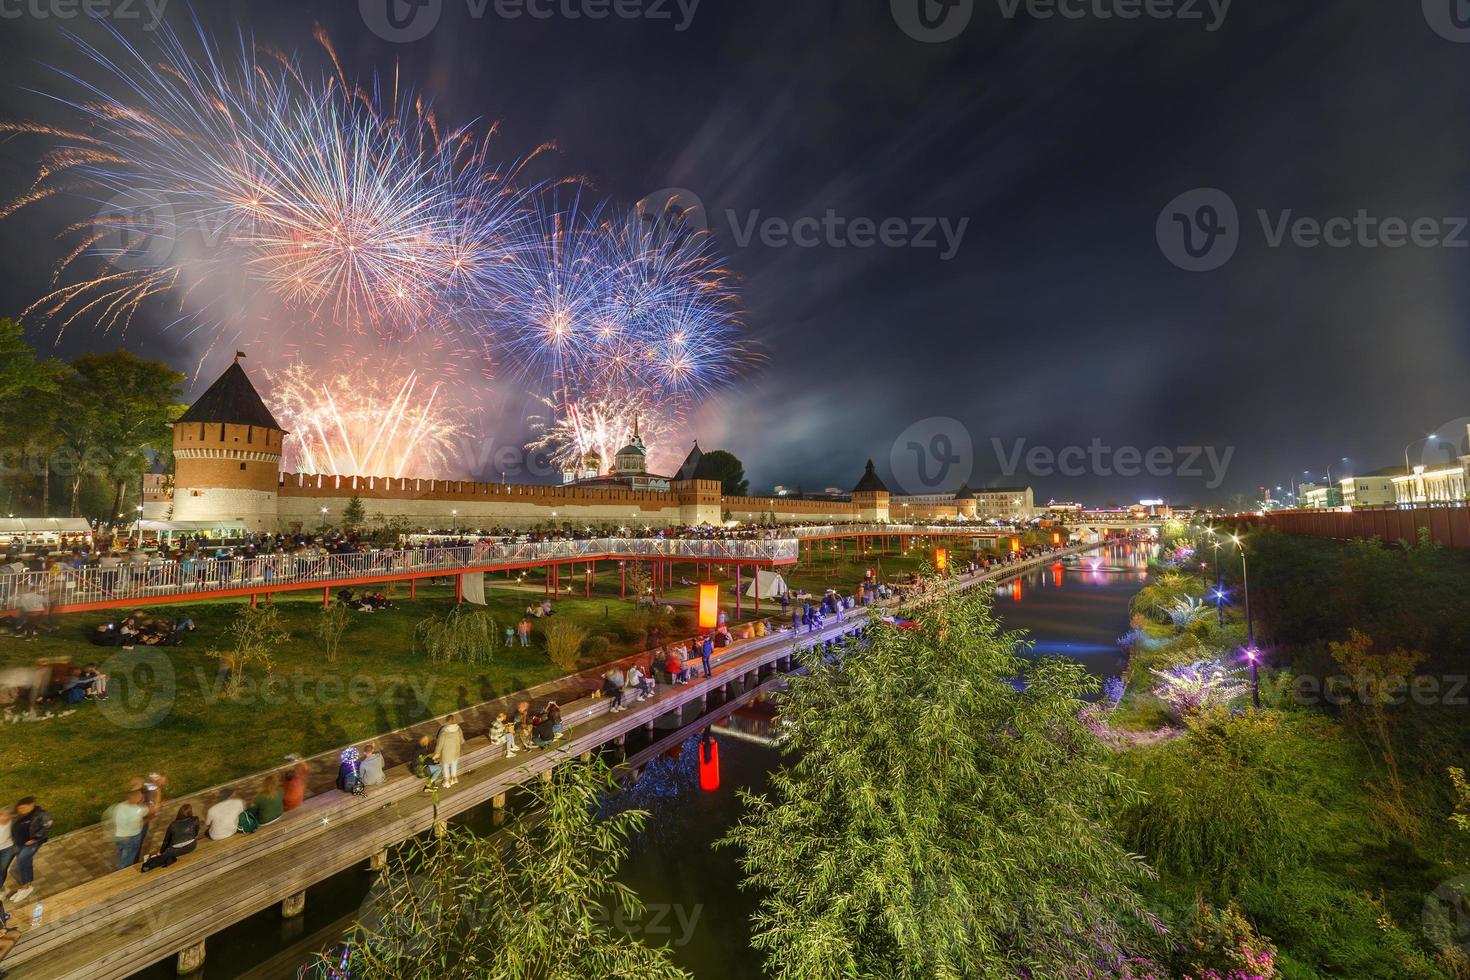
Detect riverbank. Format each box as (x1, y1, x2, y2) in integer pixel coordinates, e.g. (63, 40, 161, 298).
(1096, 527, 1470, 978)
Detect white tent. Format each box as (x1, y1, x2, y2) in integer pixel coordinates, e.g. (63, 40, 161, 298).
(743, 569, 789, 600)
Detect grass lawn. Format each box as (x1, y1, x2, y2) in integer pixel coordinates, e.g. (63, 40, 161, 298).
(0, 541, 992, 833)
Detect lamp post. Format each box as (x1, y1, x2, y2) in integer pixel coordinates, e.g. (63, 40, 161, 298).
(1231, 533, 1260, 709)
(1404, 435, 1436, 506)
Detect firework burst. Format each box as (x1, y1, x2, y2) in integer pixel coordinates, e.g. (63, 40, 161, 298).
(500, 193, 747, 470)
(265, 360, 467, 479)
(3, 19, 537, 350)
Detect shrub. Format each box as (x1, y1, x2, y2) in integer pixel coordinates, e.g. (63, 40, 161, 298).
(416, 609, 496, 665)
(1122, 711, 1310, 896)
(315, 602, 352, 663)
(580, 634, 611, 662)
(671, 611, 693, 632)
(1177, 899, 1277, 979)
(543, 619, 588, 672)
(1151, 660, 1248, 720)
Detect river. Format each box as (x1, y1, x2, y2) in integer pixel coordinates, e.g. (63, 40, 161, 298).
(132, 541, 1151, 979)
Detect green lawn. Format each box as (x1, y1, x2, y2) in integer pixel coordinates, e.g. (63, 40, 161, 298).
(0, 567, 736, 834)
(0, 542, 994, 833)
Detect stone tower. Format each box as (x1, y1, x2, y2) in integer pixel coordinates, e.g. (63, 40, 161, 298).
(170, 356, 285, 533)
(851, 459, 890, 523)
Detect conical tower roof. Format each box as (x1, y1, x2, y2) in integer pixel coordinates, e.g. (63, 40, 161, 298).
(852, 459, 888, 494)
(177, 359, 282, 431)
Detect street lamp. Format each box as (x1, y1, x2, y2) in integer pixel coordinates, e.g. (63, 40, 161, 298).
(1230, 533, 1261, 709)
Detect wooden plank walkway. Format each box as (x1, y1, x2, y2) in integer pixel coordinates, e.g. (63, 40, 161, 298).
(0, 547, 1096, 979)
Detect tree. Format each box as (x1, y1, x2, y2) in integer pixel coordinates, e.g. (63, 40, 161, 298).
(0, 320, 64, 515)
(342, 494, 367, 531)
(64, 351, 184, 523)
(316, 602, 353, 663)
(699, 450, 748, 497)
(208, 605, 290, 698)
(323, 759, 691, 979)
(723, 585, 1162, 979)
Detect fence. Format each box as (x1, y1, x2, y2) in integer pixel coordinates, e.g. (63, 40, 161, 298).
(0, 537, 800, 613)
(1252, 505, 1470, 550)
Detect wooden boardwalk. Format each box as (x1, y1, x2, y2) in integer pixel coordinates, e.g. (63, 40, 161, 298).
(0, 547, 1095, 979)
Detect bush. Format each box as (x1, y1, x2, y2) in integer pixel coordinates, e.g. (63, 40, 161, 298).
(1121, 711, 1311, 896)
(1177, 899, 1277, 979)
(580, 634, 611, 662)
(1151, 660, 1249, 720)
(543, 619, 588, 672)
(416, 609, 496, 665)
(671, 611, 693, 632)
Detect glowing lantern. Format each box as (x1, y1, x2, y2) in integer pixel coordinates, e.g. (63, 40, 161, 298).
(699, 736, 720, 792)
(697, 583, 719, 631)
(934, 547, 948, 571)
(1010, 537, 1021, 553)
(1051, 531, 1062, 545)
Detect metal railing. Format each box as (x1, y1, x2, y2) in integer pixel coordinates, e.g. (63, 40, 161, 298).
(790, 523, 1017, 538)
(0, 537, 799, 612)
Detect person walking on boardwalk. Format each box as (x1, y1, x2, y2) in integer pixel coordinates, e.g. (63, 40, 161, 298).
(4, 798, 52, 904)
(700, 634, 714, 679)
(436, 714, 466, 787)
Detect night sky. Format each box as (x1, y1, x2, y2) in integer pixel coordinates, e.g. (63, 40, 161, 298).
(1, 0, 1467, 505)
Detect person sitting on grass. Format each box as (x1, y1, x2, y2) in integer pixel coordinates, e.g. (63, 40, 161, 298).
(252, 775, 284, 827)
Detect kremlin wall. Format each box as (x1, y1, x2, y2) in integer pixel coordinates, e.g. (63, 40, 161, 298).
(149, 361, 1032, 533)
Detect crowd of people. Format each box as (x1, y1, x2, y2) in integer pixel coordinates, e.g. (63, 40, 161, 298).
(0, 658, 108, 720)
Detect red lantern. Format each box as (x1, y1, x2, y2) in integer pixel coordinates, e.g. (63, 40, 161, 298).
(934, 547, 948, 572)
(699, 736, 720, 792)
(1010, 537, 1021, 553)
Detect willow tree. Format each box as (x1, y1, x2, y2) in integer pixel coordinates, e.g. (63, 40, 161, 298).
(724, 584, 1163, 979)
(324, 759, 690, 980)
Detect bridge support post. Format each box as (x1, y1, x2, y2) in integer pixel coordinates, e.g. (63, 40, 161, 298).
(369, 850, 388, 872)
(492, 793, 506, 810)
(580, 751, 592, 763)
(672, 703, 683, 724)
(177, 939, 206, 975)
(322, 587, 330, 609)
(644, 720, 655, 736)
(281, 890, 306, 919)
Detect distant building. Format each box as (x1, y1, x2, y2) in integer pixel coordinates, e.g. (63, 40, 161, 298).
(1393, 464, 1467, 506)
(1339, 467, 1406, 508)
(160, 361, 898, 531)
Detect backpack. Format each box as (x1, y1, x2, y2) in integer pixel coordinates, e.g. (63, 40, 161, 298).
(336, 760, 365, 796)
(237, 808, 259, 834)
